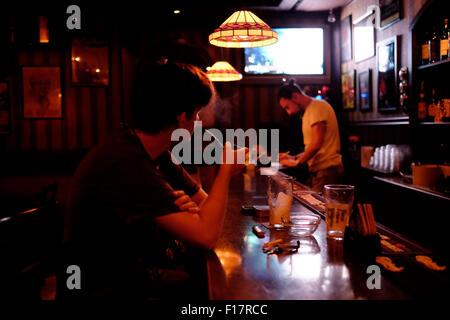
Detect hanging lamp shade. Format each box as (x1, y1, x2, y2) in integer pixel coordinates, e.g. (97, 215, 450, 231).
(209, 10, 278, 48)
(206, 61, 242, 82)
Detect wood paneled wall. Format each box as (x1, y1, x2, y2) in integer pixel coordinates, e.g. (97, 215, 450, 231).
(340, 0, 429, 154)
(0, 8, 342, 157)
(341, 0, 428, 122)
(1, 32, 123, 152)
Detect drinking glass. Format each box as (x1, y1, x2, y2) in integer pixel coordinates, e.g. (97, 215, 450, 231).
(267, 175, 293, 228)
(323, 184, 355, 240)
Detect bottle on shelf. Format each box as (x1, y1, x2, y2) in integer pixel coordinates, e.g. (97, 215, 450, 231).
(418, 81, 427, 120)
(429, 26, 440, 63)
(427, 88, 437, 121)
(440, 18, 449, 60)
(442, 82, 450, 122)
(434, 100, 445, 123)
(443, 98, 450, 122)
(421, 32, 430, 65)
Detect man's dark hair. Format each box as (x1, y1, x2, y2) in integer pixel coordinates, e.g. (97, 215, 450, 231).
(278, 79, 303, 101)
(130, 61, 214, 134)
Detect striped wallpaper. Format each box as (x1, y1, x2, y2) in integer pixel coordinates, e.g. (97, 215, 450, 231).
(1, 32, 123, 151)
(0, 1, 431, 154)
(0, 9, 378, 156)
(1, 10, 338, 153)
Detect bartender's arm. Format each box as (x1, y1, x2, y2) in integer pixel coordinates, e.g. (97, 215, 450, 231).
(296, 121, 325, 164)
(280, 121, 325, 167)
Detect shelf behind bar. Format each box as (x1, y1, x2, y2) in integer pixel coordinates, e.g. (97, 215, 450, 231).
(373, 175, 450, 201)
(348, 118, 409, 126)
(417, 58, 450, 70)
(418, 122, 450, 127)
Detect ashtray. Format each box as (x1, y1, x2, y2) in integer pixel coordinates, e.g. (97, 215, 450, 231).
(287, 214, 321, 237)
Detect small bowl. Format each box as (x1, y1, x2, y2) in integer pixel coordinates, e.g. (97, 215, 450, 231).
(288, 214, 321, 237)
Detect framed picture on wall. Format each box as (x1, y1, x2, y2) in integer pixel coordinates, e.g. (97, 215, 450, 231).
(71, 37, 110, 86)
(342, 70, 356, 110)
(354, 26, 375, 62)
(340, 15, 352, 62)
(379, 0, 401, 30)
(0, 81, 11, 134)
(377, 36, 399, 112)
(22, 66, 63, 119)
(358, 69, 372, 111)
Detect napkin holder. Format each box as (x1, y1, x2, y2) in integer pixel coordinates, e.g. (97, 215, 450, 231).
(344, 203, 381, 256)
(344, 227, 381, 256)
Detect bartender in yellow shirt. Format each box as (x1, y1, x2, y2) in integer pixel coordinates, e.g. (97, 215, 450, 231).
(277, 80, 344, 192)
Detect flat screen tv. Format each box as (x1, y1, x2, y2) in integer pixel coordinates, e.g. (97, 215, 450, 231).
(244, 28, 324, 75)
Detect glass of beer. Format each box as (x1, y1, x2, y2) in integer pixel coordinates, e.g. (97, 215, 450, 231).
(323, 184, 355, 240)
(267, 175, 293, 228)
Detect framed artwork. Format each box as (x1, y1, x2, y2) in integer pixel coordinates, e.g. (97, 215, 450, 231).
(379, 0, 401, 30)
(71, 37, 110, 86)
(354, 26, 375, 62)
(340, 15, 353, 62)
(342, 70, 356, 110)
(377, 36, 398, 112)
(0, 82, 11, 134)
(22, 66, 63, 119)
(358, 69, 372, 111)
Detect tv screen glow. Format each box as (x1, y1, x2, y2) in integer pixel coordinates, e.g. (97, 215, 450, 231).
(244, 28, 324, 75)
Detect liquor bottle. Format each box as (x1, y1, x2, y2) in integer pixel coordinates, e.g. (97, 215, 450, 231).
(421, 32, 430, 65)
(427, 88, 437, 121)
(441, 18, 449, 60)
(443, 98, 450, 122)
(434, 101, 445, 122)
(442, 82, 450, 121)
(429, 26, 440, 63)
(418, 81, 427, 120)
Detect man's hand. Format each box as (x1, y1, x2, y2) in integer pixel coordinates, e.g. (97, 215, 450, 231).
(280, 157, 300, 167)
(222, 141, 248, 176)
(279, 151, 291, 160)
(173, 190, 199, 213)
(279, 151, 300, 166)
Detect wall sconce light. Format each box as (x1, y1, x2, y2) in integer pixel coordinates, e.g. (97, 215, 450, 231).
(39, 16, 49, 43)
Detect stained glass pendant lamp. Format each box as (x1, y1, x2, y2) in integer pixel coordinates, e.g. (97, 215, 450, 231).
(209, 10, 278, 48)
(206, 61, 243, 82)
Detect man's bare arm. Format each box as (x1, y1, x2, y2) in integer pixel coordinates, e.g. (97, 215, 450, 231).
(297, 121, 325, 165)
(155, 143, 246, 250)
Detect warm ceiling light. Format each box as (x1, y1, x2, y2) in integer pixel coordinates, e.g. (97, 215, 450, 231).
(209, 10, 278, 48)
(39, 16, 49, 43)
(206, 61, 242, 82)
(174, 9, 181, 14)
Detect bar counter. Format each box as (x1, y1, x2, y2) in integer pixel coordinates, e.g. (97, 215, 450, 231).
(205, 169, 450, 300)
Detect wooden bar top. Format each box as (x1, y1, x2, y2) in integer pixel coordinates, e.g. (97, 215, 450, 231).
(205, 169, 450, 300)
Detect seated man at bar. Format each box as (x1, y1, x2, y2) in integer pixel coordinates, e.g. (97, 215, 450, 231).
(61, 61, 246, 300)
(278, 79, 344, 192)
